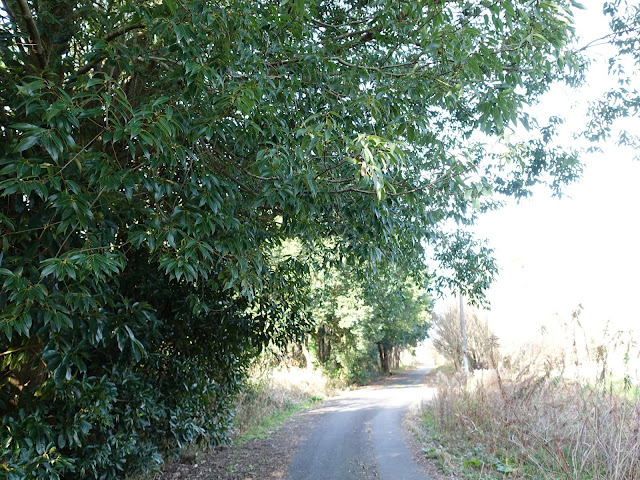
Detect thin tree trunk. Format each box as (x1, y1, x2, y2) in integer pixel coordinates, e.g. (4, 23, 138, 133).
(378, 343, 390, 375)
(460, 291, 469, 373)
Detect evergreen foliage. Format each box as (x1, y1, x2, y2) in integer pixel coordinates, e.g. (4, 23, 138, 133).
(0, 0, 587, 477)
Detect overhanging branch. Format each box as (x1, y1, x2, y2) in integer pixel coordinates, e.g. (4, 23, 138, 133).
(76, 22, 146, 76)
(14, 0, 46, 69)
(103, 22, 145, 42)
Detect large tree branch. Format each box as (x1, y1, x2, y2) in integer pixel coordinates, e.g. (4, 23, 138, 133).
(14, 0, 46, 69)
(334, 26, 380, 41)
(76, 22, 145, 76)
(103, 22, 145, 42)
(309, 16, 371, 30)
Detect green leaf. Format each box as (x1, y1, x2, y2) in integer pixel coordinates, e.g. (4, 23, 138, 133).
(40, 263, 58, 278)
(14, 135, 39, 153)
(10, 123, 39, 130)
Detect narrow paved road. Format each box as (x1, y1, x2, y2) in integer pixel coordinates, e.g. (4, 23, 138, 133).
(287, 365, 432, 480)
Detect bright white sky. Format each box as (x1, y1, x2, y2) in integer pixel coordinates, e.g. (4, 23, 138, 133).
(470, 1, 640, 345)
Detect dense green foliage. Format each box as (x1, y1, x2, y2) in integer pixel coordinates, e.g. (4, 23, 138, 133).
(0, 0, 586, 477)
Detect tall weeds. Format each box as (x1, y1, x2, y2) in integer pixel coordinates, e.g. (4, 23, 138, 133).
(421, 315, 640, 479)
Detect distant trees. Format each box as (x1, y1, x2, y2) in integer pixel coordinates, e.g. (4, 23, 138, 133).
(311, 260, 431, 380)
(0, 0, 587, 477)
(431, 305, 498, 370)
(364, 266, 432, 375)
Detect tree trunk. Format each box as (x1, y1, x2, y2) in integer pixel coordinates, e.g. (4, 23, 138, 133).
(316, 324, 331, 364)
(392, 346, 401, 370)
(378, 342, 391, 375)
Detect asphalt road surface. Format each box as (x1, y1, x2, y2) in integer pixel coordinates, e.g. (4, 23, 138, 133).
(287, 365, 432, 480)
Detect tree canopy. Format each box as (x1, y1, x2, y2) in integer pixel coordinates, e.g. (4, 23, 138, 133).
(310, 254, 431, 379)
(586, 1, 640, 147)
(0, 0, 589, 477)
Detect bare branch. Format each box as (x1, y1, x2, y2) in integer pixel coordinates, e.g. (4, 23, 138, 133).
(574, 25, 640, 54)
(76, 57, 104, 77)
(325, 177, 353, 184)
(331, 57, 406, 77)
(309, 16, 371, 30)
(389, 162, 479, 197)
(328, 187, 376, 195)
(315, 159, 350, 180)
(378, 55, 423, 70)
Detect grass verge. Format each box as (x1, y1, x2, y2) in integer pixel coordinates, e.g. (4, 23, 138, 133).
(236, 398, 322, 444)
(232, 363, 344, 444)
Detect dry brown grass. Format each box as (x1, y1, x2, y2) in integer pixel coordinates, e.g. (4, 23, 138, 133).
(419, 324, 640, 479)
(232, 362, 344, 441)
